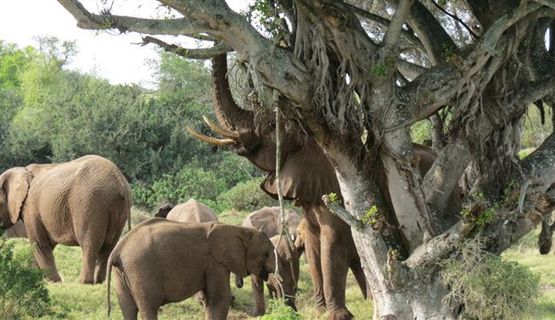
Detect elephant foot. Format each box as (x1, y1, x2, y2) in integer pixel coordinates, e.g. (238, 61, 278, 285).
(47, 272, 62, 283)
(328, 308, 353, 320)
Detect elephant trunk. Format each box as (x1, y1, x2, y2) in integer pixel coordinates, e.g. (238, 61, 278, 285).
(211, 53, 254, 133)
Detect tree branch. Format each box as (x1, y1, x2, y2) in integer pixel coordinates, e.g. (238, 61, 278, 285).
(56, 0, 208, 39)
(382, 0, 415, 49)
(404, 220, 475, 269)
(344, 2, 425, 51)
(142, 36, 231, 59)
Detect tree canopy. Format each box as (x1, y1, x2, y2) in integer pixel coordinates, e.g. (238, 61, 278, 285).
(56, 1, 555, 318)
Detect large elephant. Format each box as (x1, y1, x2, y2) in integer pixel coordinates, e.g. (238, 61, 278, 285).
(188, 54, 461, 319)
(155, 199, 218, 223)
(242, 206, 300, 240)
(106, 219, 276, 320)
(0, 155, 131, 284)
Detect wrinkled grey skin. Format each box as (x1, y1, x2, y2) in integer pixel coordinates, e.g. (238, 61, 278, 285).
(107, 219, 275, 320)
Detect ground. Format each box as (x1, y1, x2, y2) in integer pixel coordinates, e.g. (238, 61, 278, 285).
(9, 208, 555, 319)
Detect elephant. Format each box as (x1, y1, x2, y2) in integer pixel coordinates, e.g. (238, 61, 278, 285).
(188, 53, 462, 319)
(106, 218, 276, 320)
(242, 206, 300, 240)
(154, 203, 174, 218)
(250, 234, 300, 316)
(0, 155, 131, 284)
(2, 220, 27, 238)
(155, 199, 218, 223)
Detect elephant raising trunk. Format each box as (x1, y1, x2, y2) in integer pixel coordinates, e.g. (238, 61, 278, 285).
(188, 53, 369, 320)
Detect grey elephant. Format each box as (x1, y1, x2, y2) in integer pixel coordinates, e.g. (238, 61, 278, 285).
(242, 206, 301, 240)
(240, 206, 301, 315)
(0, 155, 131, 284)
(251, 234, 300, 316)
(106, 219, 276, 320)
(2, 220, 27, 238)
(155, 199, 218, 223)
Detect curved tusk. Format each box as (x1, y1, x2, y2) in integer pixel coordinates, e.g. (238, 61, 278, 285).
(187, 127, 236, 146)
(202, 116, 240, 139)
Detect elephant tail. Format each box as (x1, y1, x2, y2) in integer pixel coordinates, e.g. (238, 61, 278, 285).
(350, 258, 369, 299)
(106, 244, 122, 318)
(127, 212, 132, 232)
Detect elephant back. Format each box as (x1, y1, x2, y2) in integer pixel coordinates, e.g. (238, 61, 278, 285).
(166, 199, 218, 223)
(243, 207, 301, 239)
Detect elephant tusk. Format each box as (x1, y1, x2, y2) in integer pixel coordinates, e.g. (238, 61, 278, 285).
(202, 115, 240, 139)
(187, 127, 236, 146)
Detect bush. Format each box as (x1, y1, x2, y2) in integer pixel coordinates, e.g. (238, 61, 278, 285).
(0, 237, 52, 319)
(261, 299, 301, 320)
(441, 239, 540, 320)
(217, 177, 279, 212)
(131, 164, 227, 211)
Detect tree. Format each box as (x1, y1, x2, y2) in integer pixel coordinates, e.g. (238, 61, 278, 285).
(57, 0, 555, 318)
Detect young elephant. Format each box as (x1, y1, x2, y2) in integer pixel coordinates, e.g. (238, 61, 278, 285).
(107, 219, 276, 320)
(251, 234, 300, 316)
(155, 199, 218, 223)
(242, 206, 301, 240)
(0, 155, 131, 284)
(2, 220, 27, 238)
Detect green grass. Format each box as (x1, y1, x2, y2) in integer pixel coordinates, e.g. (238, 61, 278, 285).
(6, 210, 555, 319)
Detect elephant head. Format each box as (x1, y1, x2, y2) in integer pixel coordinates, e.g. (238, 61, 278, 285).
(0, 168, 33, 229)
(155, 203, 175, 218)
(208, 224, 275, 281)
(538, 216, 555, 254)
(187, 53, 340, 204)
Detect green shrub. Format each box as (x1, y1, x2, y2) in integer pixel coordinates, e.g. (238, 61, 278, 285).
(131, 164, 228, 211)
(217, 177, 279, 211)
(441, 239, 540, 320)
(261, 299, 301, 320)
(0, 238, 52, 319)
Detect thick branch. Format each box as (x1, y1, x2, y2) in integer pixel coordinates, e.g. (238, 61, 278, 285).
(57, 0, 208, 38)
(142, 36, 230, 59)
(404, 220, 474, 269)
(383, 0, 415, 49)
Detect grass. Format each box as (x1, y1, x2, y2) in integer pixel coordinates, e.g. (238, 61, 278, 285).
(5, 209, 555, 319)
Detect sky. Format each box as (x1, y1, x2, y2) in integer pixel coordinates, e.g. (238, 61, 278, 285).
(0, 0, 249, 88)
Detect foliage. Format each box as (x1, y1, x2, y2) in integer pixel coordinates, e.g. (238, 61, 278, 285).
(441, 239, 540, 320)
(132, 163, 227, 211)
(0, 238, 52, 319)
(261, 299, 301, 320)
(217, 177, 279, 211)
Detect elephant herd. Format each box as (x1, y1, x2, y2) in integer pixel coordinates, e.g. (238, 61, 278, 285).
(0, 155, 366, 319)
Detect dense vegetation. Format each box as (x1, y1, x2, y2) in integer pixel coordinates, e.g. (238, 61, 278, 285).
(0, 39, 279, 212)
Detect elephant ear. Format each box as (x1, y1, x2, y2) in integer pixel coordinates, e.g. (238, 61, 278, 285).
(262, 143, 340, 203)
(207, 224, 250, 278)
(1, 168, 32, 224)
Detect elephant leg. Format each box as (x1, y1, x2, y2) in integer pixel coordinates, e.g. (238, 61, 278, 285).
(25, 218, 62, 282)
(318, 209, 353, 320)
(115, 270, 139, 320)
(205, 270, 232, 320)
(94, 244, 114, 284)
(251, 275, 265, 316)
(80, 245, 100, 284)
(33, 243, 62, 282)
(350, 257, 369, 299)
(301, 220, 326, 310)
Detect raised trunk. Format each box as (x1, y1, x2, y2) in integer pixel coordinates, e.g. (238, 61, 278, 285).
(211, 54, 254, 132)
